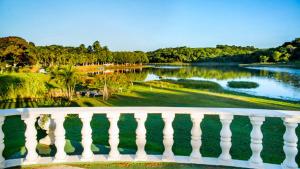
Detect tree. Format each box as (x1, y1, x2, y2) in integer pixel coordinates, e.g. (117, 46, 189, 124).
(50, 65, 78, 100)
(93, 41, 102, 52)
(23, 42, 38, 65)
(281, 53, 290, 62)
(3, 36, 300, 66)
(0, 36, 30, 66)
(259, 55, 269, 63)
(79, 44, 86, 52)
(87, 45, 93, 53)
(272, 51, 282, 62)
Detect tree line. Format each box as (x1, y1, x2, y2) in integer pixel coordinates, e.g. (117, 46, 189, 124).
(1, 36, 300, 68)
(0, 37, 148, 67)
(258, 38, 300, 63)
(147, 39, 300, 63)
(147, 45, 258, 63)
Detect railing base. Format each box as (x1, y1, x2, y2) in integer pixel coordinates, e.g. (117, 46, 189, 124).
(4, 155, 284, 169)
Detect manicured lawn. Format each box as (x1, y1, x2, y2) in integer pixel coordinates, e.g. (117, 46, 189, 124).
(15, 162, 242, 169)
(1, 82, 300, 166)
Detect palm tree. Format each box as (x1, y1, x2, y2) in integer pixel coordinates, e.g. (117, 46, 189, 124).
(50, 65, 78, 100)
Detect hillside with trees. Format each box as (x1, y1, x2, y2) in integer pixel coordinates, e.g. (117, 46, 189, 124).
(147, 38, 300, 63)
(0, 37, 149, 69)
(147, 45, 258, 63)
(1, 36, 300, 69)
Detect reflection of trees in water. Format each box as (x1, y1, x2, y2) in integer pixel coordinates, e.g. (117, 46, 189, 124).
(150, 66, 252, 80)
(259, 70, 300, 87)
(148, 66, 300, 88)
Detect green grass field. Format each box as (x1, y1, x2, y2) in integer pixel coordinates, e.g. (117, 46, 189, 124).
(1, 82, 300, 166)
(16, 162, 241, 169)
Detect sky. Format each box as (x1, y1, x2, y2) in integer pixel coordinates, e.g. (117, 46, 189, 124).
(1, 0, 300, 51)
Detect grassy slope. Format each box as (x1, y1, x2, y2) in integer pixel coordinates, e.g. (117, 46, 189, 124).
(18, 162, 241, 169)
(74, 84, 300, 109)
(1, 83, 300, 166)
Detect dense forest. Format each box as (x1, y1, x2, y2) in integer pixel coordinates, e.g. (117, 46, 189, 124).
(147, 45, 258, 63)
(147, 38, 300, 63)
(1, 36, 300, 68)
(0, 36, 148, 68)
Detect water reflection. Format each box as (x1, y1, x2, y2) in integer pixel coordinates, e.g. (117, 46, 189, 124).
(246, 66, 300, 75)
(145, 66, 300, 101)
(87, 65, 300, 101)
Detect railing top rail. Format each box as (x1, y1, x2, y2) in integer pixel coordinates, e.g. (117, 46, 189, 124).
(0, 107, 299, 118)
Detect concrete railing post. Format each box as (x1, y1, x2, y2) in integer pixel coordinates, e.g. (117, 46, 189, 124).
(0, 117, 5, 168)
(190, 113, 204, 162)
(79, 113, 94, 161)
(107, 113, 120, 160)
(162, 112, 175, 161)
(22, 113, 39, 164)
(249, 116, 265, 168)
(219, 114, 233, 163)
(282, 117, 299, 169)
(134, 113, 148, 161)
(53, 113, 67, 162)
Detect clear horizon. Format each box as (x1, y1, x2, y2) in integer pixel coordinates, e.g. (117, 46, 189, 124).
(1, 0, 300, 51)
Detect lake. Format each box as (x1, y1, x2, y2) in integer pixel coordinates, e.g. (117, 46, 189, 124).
(88, 65, 300, 101)
(139, 65, 300, 101)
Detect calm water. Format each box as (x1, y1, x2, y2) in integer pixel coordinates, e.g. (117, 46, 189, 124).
(91, 65, 300, 101)
(142, 65, 300, 101)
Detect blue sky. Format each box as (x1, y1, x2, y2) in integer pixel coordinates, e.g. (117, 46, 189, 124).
(1, 0, 300, 51)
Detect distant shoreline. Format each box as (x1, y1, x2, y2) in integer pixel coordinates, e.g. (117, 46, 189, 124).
(147, 61, 300, 68)
(240, 61, 300, 69)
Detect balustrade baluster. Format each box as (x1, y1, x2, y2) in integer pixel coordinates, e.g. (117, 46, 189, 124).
(134, 113, 147, 161)
(53, 114, 67, 162)
(79, 113, 94, 161)
(0, 107, 298, 169)
(162, 112, 175, 161)
(282, 117, 299, 169)
(249, 116, 265, 168)
(190, 113, 204, 162)
(22, 114, 39, 163)
(107, 113, 120, 160)
(0, 117, 5, 168)
(219, 114, 233, 163)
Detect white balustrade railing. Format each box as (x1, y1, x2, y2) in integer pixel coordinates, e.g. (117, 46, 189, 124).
(0, 107, 299, 169)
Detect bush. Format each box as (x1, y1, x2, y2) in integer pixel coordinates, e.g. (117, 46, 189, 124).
(227, 81, 259, 89)
(259, 55, 269, 63)
(0, 73, 48, 100)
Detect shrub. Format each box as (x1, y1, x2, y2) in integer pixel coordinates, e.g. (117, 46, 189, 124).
(259, 55, 269, 63)
(0, 73, 48, 100)
(227, 81, 259, 89)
